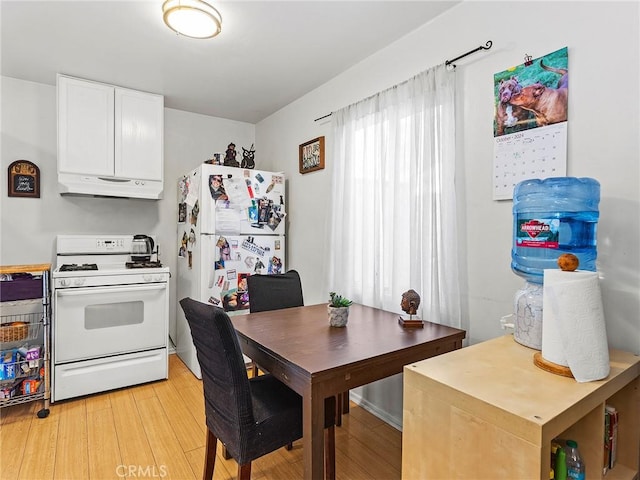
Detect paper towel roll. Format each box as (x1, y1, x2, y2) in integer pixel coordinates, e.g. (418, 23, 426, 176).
(542, 269, 610, 382)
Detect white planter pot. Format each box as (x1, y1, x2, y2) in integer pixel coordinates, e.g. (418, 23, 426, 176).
(328, 305, 349, 327)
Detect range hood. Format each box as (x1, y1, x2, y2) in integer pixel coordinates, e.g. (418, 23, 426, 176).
(58, 173, 163, 200)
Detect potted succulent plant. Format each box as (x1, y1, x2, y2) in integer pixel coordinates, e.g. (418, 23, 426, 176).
(328, 292, 353, 327)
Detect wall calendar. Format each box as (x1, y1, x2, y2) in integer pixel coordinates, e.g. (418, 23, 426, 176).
(493, 123, 567, 200)
(492, 47, 568, 200)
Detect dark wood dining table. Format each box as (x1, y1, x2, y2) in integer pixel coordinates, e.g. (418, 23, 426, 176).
(230, 302, 466, 480)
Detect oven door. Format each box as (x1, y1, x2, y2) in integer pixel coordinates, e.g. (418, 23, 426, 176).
(54, 282, 167, 363)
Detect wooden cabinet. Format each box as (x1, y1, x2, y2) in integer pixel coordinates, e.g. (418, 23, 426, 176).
(402, 335, 640, 480)
(57, 74, 164, 199)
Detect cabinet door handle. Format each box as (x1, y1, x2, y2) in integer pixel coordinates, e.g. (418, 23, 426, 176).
(97, 177, 131, 183)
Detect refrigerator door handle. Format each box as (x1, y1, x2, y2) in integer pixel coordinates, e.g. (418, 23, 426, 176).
(208, 265, 215, 288)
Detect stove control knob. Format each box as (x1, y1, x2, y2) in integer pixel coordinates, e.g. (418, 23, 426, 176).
(60, 279, 71, 287)
(154, 275, 164, 282)
(143, 275, 153, 282)
(73, 278, 86, 286)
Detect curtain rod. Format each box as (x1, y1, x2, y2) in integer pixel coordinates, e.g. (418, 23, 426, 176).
(445, 40, 493, 68)
(314, 112, 333, 122)
(314, 40, 493, 122)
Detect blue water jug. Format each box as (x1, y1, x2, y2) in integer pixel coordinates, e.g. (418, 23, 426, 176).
(511, 177, 600, 284)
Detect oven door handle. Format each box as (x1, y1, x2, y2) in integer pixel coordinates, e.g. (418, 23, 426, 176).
(55, 283, 167, 296)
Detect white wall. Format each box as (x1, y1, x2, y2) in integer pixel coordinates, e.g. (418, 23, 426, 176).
(257, 1, 640, 428)
(0, 75, 255, 341)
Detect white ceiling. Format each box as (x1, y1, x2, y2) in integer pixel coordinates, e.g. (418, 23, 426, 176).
(1, 0, 459, 123)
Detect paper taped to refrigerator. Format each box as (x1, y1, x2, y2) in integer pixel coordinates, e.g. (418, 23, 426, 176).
(215, 203, 242, 234)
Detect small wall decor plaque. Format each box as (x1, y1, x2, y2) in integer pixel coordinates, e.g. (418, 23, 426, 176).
(299, 136, 325, 174)
(8, 160, 40, 198)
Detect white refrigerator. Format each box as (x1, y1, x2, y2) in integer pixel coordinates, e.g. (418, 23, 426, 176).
(176, 164, 286, 378)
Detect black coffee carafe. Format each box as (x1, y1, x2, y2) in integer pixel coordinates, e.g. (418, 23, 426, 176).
(131, 235, 154, 262)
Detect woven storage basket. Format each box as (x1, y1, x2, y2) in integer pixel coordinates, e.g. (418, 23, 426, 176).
(0, 322, 29, 342)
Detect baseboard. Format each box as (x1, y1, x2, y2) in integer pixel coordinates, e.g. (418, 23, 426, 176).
(348, 391, 403, 432)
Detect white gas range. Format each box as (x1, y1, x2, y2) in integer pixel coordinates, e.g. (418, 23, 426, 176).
(52, 235, 170, 402)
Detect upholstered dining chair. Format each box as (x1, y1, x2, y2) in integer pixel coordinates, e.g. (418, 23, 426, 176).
(247, 270, 350, 426)
(247, 269, 305, 312)
(179, 297, 336, 480)
(247, 269, 304, 377)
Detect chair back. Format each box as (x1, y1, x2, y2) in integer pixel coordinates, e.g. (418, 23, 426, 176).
(248, 270, 304, 313)
(179, 298, 254, 450)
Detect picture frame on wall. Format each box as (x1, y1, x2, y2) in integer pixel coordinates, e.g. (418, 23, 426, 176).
(8, 160, 40, 198)
(299, 136, 325, 174)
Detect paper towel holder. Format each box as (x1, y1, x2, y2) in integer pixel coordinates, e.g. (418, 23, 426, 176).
(533, 352, 574, 378)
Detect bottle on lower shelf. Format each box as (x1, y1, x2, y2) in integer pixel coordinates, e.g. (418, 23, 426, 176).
(565, 440, 586, 480)
(554, 443, 567, 480)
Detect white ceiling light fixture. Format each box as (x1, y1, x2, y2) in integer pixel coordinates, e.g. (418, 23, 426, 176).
(162, 0, 222, 39)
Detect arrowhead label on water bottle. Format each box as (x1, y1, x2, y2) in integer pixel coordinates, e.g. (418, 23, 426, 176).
(516, 218, 559, 248)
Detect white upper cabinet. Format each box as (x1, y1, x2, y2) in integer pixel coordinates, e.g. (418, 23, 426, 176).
(58, 76, 114, 176)
(115, 87, 164, 181)
(57, 75, 164, 199)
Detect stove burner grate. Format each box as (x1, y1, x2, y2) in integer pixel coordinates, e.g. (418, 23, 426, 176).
(125, 261, 163, 269)
(60, 263, 98, 272)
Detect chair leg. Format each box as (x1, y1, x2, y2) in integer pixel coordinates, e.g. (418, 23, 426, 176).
(325, 425, 336, 480)
(204, 428, 217, 480)
(251, 363, 259, 378)
(238, 462, 252, 480)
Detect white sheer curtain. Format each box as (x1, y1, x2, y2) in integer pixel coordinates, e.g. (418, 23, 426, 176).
(326, 63, 460, 328)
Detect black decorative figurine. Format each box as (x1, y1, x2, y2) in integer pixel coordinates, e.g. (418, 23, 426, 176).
(223, 143, 240, 167)
(241, 144, 256, 169)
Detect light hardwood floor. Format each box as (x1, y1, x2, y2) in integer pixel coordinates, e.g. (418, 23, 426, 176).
(1, 354, 401, 480)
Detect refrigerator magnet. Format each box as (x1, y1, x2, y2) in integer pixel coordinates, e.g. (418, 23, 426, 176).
(248, 205, 259, 223)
